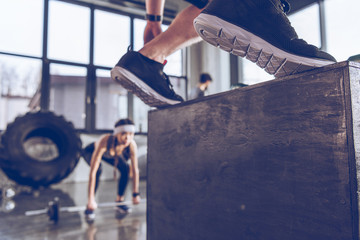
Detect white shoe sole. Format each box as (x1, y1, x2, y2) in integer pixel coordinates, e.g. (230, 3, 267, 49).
(115, 206, 132, 214)
(194, 13, 335, 77)
(85, 214, 95, 222)
(111, 66, 181, 108)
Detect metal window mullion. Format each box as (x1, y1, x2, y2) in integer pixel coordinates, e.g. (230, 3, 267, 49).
(86, 6, 96, 132)
(86, 67, 96, 132)
(230, 54, 239, 87)
(127, 17, 135, 121)
(318, 0, 327, 51)
(40, 0, 50, 110)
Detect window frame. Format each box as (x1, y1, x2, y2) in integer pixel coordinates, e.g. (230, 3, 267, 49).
(0, 0, 183, 134)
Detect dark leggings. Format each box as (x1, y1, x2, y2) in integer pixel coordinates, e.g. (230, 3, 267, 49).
(83, 143, 129, 196)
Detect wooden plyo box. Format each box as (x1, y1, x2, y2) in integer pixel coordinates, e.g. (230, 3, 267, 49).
(147, 62, 360, 240)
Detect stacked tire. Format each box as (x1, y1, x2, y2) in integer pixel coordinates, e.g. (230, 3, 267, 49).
(0, 111, 82, 188)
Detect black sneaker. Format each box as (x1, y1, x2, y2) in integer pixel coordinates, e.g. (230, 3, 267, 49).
(111, 51, 184, 107)
(194, 0, 336, 77)
(115, 202, 131, 214)
(84, 209, 95, 223)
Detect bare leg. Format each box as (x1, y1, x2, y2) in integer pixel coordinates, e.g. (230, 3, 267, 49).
(110, 1, 211, 107)
(140, 4, 205, 64)
(116, 195, 124, 202)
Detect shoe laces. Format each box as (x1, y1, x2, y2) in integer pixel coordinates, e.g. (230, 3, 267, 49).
(280, 0, 291, 14)
(160, 71, 177, 96)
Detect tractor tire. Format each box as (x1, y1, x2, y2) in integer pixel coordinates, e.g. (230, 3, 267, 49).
(0, 111, 82, 188)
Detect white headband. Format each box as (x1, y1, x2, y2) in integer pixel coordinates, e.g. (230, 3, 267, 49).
(113, 124, 136, 135)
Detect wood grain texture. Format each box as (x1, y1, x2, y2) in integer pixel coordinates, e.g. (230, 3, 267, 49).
(147, 62, 360, 240)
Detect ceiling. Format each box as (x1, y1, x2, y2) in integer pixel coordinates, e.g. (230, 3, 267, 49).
(107, 0, 322, 17)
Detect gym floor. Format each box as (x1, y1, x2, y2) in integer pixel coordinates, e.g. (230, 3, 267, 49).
(0, 177, 147, 240)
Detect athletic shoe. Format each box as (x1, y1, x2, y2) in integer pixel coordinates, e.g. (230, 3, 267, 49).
(115, 202, 132, 214)
(111, 51, 184, 108)
(84, 209, 95, 223)
(194, 0, 336, 77)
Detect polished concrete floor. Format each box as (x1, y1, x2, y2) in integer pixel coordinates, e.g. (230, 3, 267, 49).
(0, 173, 147, 240)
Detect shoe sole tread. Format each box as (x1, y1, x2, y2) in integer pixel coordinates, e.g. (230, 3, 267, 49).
(111, 66, 181, 107)
(194, 13, 335, 77)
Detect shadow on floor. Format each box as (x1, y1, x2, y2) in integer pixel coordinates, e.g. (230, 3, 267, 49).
(0, 178, 147, 240)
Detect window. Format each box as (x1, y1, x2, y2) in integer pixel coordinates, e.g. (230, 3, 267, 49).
(133, 18, 146, 52)
(325, 0, 360, 61)
(288, 4, 321, 49)
(94, 10, 130, 67)
(0, 0, 184, 132)
(49, 64, 86, 128)
(0, 0, 44, 57)
(241, 60, 272, 86)
(133, 97, 151, 133)
(48, 0, 90, 63)
(0, 55, 42, 129)
(96, 69, 128, 130)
